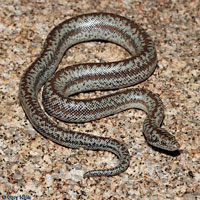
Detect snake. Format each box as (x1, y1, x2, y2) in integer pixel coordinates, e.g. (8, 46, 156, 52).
(19, 13, 180, 178)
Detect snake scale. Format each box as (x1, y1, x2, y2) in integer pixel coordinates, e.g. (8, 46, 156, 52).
(19, 13, 180, 178)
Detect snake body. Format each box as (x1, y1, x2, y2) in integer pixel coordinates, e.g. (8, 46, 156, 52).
(19, 13, 180, 178)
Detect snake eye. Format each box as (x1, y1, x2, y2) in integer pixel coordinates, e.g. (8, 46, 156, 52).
(158, 128, 180, 151)
(144, 127, 179, 151)
(161, 140, 166, 146)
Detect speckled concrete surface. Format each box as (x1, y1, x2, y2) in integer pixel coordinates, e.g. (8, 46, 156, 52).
(0, 0, 199, 199)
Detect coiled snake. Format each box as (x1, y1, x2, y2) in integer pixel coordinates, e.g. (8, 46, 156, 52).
(19, 13, 180, 178)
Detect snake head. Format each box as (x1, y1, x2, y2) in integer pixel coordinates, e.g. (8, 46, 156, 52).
(144, 127, 180, 151)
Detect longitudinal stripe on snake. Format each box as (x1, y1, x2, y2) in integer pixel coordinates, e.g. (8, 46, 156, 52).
(19, 13, 180, 178)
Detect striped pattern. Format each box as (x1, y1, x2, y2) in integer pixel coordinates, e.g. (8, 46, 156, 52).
(19, 13, 179, 178)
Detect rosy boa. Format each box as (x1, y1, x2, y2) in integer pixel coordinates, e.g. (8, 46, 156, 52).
(19, 13, 180, 178)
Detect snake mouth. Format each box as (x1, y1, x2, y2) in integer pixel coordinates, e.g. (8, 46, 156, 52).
(143, 127, 180, 152)
(151, 141, 180, 152)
